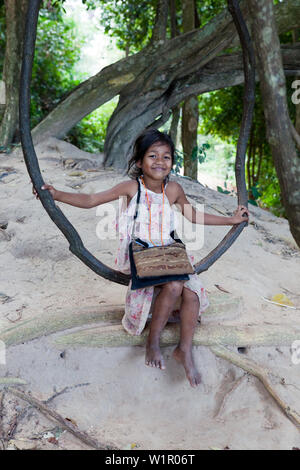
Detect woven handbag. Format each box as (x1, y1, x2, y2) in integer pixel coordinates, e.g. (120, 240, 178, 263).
(129, 177, 195, 290)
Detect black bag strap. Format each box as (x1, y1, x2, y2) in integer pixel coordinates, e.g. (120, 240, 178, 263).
(133, 176, 141, 221)
(131, 177, 142, 242)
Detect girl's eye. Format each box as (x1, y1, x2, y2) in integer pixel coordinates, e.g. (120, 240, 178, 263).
(148, 154, 171, 159)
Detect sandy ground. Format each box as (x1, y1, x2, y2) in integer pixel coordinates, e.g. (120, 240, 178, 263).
(0, 137, 300, 450)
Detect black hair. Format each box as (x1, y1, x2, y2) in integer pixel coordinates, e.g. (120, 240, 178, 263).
(127, 128, 175, 182)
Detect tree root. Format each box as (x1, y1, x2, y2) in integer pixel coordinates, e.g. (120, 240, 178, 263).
(0, 378, 27, 386)
(210, 344, 300, 429)
(0, 294, 241, 347)
(6, 387, 118, 450)
(52, 322, 300, 349)
(213, 374, 246, 418)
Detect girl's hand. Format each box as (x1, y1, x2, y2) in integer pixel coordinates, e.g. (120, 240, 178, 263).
(231, 205, 249, 225)
(32, 183, 57, 200)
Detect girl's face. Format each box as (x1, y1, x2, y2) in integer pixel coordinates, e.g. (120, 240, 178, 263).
(136, 142, 173, 181)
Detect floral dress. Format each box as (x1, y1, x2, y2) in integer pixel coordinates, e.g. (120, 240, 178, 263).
(114, 176, 209, 335)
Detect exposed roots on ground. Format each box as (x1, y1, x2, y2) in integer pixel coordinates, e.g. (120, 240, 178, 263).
(210, 344, 300, 430)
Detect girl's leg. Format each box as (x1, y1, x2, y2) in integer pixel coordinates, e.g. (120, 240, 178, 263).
(173, 287, 201, 388)
(146, 281, 184, 370)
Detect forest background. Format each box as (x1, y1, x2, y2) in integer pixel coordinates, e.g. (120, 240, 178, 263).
(0, 0, 299, 222)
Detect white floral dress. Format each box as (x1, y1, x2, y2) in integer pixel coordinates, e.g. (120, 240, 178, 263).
(114, 176, 209, 335)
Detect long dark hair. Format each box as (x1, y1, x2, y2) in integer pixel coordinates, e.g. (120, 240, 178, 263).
(127, 129, 175, 181)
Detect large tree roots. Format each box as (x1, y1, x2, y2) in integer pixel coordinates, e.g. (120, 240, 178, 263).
(210, 344, 300, 428)
(0, 293, 241, 347)
(52, 322, 300, 349)
(1, 298, 300, 434)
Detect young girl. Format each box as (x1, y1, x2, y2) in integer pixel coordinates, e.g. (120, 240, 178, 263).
(34, 129, 249, 388)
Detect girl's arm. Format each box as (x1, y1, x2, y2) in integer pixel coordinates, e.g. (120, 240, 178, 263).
(37, 181, 134, 209)
(173, 182, 249, 225)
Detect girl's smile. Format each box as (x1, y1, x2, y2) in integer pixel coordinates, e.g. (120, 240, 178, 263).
(136, 142, 173, 189)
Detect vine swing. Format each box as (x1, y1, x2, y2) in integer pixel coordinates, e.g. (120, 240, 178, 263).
(20, 0, 254, 285)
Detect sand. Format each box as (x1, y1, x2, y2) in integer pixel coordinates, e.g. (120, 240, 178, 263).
(0, 137, 300, 450)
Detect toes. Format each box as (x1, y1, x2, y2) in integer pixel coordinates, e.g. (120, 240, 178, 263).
(189, 377, 197, 388)
(145, 357, 165, 369)
(188, 372, 201, 388)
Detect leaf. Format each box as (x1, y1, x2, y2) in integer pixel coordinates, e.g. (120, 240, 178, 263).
(65, 417, 78, 427)
(271, 293, 294, 307)
(248, 199, 258, 206)
(215, 284, 230, 293)
(48, 437, 59, 445)
(250, 185, 262, 199)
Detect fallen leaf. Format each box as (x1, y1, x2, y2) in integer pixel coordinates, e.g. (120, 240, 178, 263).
(68, 171, 84, 177)
(9, 438, 38, 450)
(215, 284, 231, 294)
(65, 417, 77, 427)
(122, 443, 137, 450)
(271, 293, 294, 307)
(48, 437, 59, 445)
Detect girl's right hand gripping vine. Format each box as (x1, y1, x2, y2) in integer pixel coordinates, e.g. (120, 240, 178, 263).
(32, 183, 57, 200)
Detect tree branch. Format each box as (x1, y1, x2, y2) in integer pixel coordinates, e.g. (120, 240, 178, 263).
(6, 387, 117, 450)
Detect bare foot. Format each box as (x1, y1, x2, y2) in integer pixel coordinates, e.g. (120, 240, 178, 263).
(145, 340, 166, 370)
(173, 346, 201, 388)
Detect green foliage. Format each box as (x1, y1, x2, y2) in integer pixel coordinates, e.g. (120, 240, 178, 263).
(173, 142, 210, 175)
(0, 5, 83, 126)
(81, 0, 156, 53)
(198, 78, 293, 218)
(78, 0, 227, 54)
(195, 0, 227, 27)
(30, 8, 84, 128)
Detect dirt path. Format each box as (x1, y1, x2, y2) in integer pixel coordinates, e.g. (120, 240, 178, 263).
(0, 138, 300, 450)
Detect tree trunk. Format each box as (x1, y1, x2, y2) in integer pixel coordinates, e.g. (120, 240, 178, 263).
(169, 105, 180, 148)
(248, 0, 300, 248)
(150, 0, 169, 45)
(0, 0, 28, 148)
(168, 0, 180, 148)
(0, 80, 5, 123)
(181, 0, 199, 180)
(182, 95, 199, 178)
